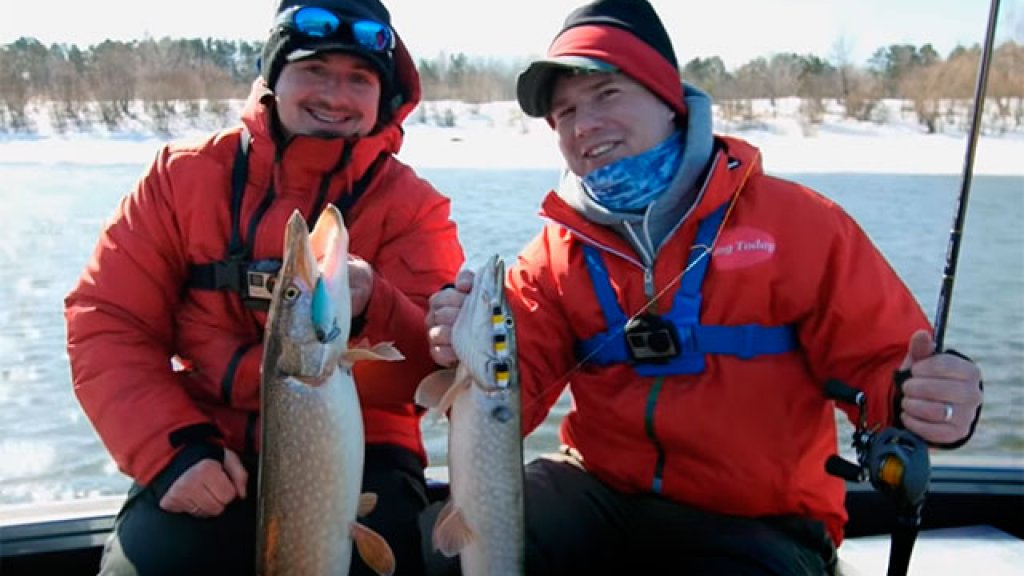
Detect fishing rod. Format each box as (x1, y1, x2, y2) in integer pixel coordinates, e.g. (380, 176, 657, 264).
(827, 4, 1002, 576)
(933, 0, 1001, 352)
(883, 1, 1002, 574)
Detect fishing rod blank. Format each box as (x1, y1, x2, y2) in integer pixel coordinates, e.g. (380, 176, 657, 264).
(932, 0, 1001, 352)
(883, 4, 1003, 576)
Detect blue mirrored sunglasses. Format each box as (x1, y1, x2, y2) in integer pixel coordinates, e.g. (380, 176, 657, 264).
(275, 6, 395, 52)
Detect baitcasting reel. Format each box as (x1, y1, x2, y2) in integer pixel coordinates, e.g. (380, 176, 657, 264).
(824, 379, 930, 515)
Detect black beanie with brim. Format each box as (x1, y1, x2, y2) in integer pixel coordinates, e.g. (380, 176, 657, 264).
(260, 0, 398, 113)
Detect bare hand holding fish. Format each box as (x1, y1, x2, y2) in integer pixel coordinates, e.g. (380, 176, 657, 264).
(158, 447, 248, 517)
(348, 254, 374, 319)
(425, 269, 476, 368)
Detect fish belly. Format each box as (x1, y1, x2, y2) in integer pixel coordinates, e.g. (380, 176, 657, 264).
(448, 387, 525, 576)
(259, 369, 364, 575)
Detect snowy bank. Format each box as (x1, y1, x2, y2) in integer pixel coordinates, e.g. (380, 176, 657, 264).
(0, 98, 1020, 177)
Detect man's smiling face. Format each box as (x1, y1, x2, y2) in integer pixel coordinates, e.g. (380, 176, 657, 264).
(548, 71, 675, 177)
(274, 51, 381, 139)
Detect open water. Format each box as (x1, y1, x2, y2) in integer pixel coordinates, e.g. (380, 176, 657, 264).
(0, 162, 1021, 505)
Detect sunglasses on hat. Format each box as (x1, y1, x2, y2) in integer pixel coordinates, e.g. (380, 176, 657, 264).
(275, 6, 396, 53)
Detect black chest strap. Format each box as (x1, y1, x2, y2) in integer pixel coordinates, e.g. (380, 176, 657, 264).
(187, 130, 387, 309)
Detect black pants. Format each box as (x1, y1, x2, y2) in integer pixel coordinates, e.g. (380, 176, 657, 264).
(98, 444, 429, 576)
(423, 452, 837, 576)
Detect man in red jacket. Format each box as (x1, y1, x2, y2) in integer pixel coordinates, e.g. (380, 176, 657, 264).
(425, 0, 983, 574)
(64, 1, 463, 574)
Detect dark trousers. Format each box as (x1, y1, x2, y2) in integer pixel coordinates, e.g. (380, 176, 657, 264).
(98, 444, 429, 576)
(423, 452, 837, 576)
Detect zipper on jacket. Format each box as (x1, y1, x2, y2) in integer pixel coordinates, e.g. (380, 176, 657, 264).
(551, 223, 645, 270)
(621, 219, 653, 267)
(644, 376, 668, 493)
(549, 223, 661, 312)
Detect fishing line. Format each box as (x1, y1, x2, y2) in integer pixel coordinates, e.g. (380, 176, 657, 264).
(520, 185, 746, 419)
(570, 243, 711, 370)
(560, 186, 742, 375)
(516, 249, 714, 421)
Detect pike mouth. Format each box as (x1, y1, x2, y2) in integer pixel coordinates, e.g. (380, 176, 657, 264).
(293, 372, 332, 387)
(277, 358, 336, 388)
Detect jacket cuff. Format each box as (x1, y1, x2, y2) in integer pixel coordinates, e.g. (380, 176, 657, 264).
(147, 441, 225, 501)
(149, 423, 225, 500)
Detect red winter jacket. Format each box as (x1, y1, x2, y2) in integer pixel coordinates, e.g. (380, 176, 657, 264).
(64, 43, 464, 486)
(509, 136, 929, 545)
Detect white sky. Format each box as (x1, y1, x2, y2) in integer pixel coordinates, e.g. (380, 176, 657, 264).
(3, 0, 1022, 69)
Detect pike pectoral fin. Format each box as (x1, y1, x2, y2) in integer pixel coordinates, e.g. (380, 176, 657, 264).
(350, 340, 405, 362)
(415, 369, 471, 423)
(435, 373, 469, 415)
(368, 341, 404, 361)
(351, 521, 396, 576)
(358, 492, 378, 517)
(341, 342, 405, 367)
(414, 369, 456, 409)
(432, 499, 474, 557)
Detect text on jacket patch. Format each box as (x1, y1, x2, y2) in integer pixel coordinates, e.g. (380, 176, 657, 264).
(712, 226, 777, 270)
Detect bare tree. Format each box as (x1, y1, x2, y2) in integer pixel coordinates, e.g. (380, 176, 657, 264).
(901, 62, 945, 133)
(831, 35, 869, 120)
(765, 53, 803, 114)
(0, 42, 34, 131)
(682, 56, 730, 97)
(48, 44, 91, 132)
(796, 55, 837, 133)
(88, 40, 140, 129)
(843, 68, 883, 122)
(989, 42, 1024, 130)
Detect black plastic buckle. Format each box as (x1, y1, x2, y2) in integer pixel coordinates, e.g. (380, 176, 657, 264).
(210, 258, 245, 293)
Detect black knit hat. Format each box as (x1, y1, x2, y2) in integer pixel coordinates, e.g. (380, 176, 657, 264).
(260, 0, 397, 95)
(517, 0, 683, 118)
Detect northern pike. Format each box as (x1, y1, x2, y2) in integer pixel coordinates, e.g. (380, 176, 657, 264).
(257, 205, 401, 576)
(415, 254, 525, 576)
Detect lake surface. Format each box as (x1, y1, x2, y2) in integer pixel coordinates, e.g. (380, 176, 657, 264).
(0, 163, 1021, 505)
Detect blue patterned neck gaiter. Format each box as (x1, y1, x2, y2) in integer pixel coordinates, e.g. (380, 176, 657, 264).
(581, 131, 684, 213)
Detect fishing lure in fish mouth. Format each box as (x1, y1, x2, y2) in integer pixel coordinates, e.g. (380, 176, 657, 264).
(312, 276, 341, 343)
(480, 258, 517, 397)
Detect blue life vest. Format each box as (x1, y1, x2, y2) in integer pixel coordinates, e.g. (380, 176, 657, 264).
(576, 202, 797, 377)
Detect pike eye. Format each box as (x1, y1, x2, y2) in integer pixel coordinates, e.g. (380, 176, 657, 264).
(491, 405, 514, 423)
(283, 284, 301, 301)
